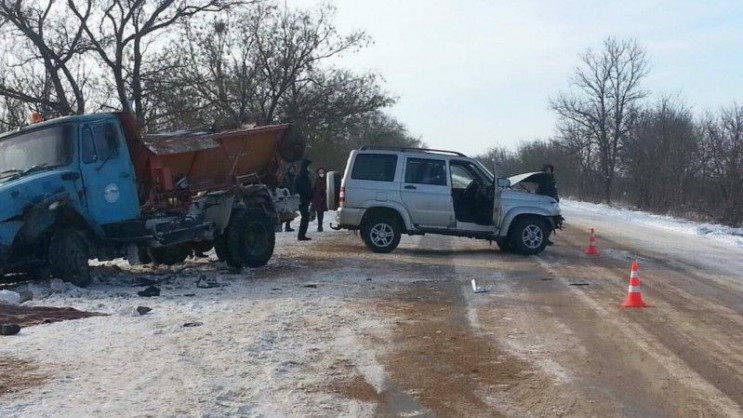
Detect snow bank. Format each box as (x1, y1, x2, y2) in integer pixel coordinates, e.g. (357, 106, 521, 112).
(562, 200, 743, 248)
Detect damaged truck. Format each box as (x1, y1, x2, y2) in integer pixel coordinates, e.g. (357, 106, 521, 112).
(0, 112, 305, 287)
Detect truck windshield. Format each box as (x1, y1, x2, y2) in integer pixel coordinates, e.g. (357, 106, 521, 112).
(0, 126, 72, 177)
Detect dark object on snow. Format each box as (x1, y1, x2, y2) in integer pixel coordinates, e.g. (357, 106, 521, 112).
(137, 286, 161, 297)
(569, 283, 590, 286)
(183, 293, 196, 297)
(196, 275, 221, 289)
(136, 306, 152, 315)
(304, 284, 318, 289)
(183, 322, 203, 328)
(1, 304, 104, 327)
(1, 323, 21, 335)
(133, 277, 158, 287)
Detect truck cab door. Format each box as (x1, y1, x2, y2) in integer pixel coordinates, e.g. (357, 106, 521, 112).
(78, 121, 140, 225)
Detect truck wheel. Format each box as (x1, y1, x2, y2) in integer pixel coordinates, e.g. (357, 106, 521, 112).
(227, 210, 276, 268)
(49, 229, 92, 287)
(148, 244, 190, 266)
(361, 217, 401, 253)
(509, 217, 550, 255)
(214, 234, 236, 266)
(138, 246, 152, 264)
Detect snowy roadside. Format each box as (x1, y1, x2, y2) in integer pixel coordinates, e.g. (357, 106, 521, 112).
(561, 199, 743, 248)
(0, 221, 398, 418)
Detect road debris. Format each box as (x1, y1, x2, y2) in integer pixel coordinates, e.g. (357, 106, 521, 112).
(0, 324, 21, 336)
(136, 306, 152, 315)
(471, 279, 487, 293)
(137, 286, 160, 297)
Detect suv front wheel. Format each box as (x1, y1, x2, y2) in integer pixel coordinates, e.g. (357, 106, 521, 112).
(509, 217, 550, 255)
(361, 217, 401, 253)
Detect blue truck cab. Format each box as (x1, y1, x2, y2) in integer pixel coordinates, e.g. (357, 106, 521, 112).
(0, 114, 141, 286)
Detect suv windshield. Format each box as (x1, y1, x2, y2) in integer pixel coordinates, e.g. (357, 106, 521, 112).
(0, 125, 72, 179)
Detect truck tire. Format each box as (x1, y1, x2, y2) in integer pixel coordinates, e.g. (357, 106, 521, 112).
(49, 229, 92, 288)
(361, 217, 401, 253)
(226, 209, 276, 268)
(148, 244, 190, 266)
(214, 234, 236, 266)
(509, 217, 550, 255)
(138, 246, 152, 264)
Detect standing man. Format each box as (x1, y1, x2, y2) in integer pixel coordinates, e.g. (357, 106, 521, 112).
(537, 163, 559, 201)
(538, 163, 558, 246)
(282, 164, 297, 232)
(294, 159, 313, 241)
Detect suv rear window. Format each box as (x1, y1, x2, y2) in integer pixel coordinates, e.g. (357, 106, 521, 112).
(351, 154, 397, 182)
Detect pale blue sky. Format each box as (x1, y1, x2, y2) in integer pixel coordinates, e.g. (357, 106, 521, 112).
(287, 0, 743, 155)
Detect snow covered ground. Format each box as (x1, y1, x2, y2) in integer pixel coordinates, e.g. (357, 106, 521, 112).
(0, 217, 396, 418)
(562, 200, 743, 248)
(560, 199, 743, 289)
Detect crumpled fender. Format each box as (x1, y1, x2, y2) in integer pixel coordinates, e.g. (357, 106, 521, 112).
(18, 191, 72, 242)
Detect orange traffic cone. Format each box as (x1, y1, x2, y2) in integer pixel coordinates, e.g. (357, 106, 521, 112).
(622, 260, 648, 308)
(585, 227, 599, 255)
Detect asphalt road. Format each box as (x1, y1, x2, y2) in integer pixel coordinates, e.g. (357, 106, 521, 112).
(317, 203, 743, 417)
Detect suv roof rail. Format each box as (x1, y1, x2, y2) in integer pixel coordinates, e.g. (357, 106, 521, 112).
(358, 145, 467, 157)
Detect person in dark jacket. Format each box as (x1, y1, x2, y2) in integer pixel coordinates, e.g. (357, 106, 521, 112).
(536, 164, 559, 201)
(282, 164, 297, 232)
(311, 168, 328, 232)
(294, 159, 313, 241)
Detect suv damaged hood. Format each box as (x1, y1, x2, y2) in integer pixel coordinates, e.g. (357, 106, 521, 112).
(507, 171, 552, 187)
(0, 170, 72, 223)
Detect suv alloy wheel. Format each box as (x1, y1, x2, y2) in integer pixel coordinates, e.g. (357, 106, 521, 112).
(362, 217, 401, 253)
(509, 217, 550, 255)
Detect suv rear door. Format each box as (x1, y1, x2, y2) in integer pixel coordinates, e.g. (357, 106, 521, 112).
(401, 157, 453, 228)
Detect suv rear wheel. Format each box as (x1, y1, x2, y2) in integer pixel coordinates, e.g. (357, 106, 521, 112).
(509, 217, 550, 255)
(361, 217, 401, 253)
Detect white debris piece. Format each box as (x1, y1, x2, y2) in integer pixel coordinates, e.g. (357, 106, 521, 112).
(0, 289, 21, 305)
(471, 279, 487, 293)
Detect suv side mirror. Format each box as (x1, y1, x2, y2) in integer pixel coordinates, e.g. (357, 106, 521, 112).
(497, 178, 510, 188)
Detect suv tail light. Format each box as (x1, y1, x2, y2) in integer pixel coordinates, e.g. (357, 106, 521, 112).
(339, 186, 345, 207)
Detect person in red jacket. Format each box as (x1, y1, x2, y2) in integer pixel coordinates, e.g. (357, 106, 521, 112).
(311, 168, 328, 232)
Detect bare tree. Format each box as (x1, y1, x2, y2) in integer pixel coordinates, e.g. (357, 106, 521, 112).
(552, 37, 649, 204)
(0, 0, 91, 117)
(151, 3, 375, 129)
(702, 104, 743, 225)
(67, 0, 237, 125)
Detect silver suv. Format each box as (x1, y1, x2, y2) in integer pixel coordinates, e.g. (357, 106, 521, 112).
(327, 146, 563, 255)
